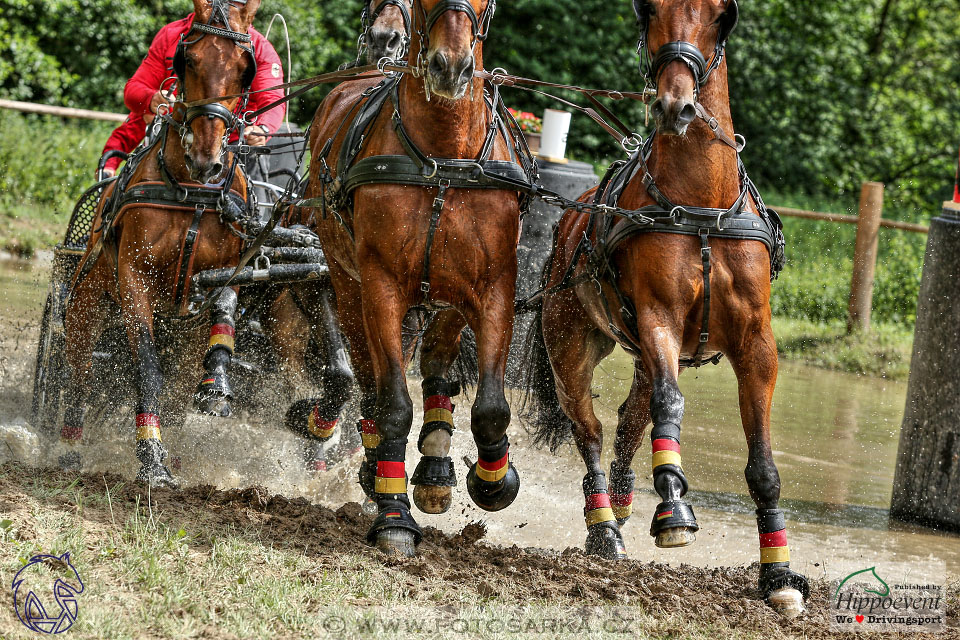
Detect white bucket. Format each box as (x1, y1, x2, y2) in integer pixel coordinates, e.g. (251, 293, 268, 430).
(539, 108, 572, 162)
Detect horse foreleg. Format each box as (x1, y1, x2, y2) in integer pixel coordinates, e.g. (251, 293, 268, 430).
(194, 287, 238, 417)
(728, 319, 809, 616)
(462, 278, 519, 513)
(360, 271, 419, 556)
(117, 268, 177, 489)
(631, 312, 698, 548)
(60, 266, 110, 470)
(410, 308, 465, 514)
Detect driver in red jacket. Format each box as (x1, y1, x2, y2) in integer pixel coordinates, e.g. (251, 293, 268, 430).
(100, 12, 286, 176)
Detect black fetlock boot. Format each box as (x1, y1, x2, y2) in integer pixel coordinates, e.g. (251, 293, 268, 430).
(367, 437, 420, 556)
(466, 436, 520, 512)
(411, 377, 458, 514)
(648, 423, 698, 547)
(582, 471, 627, 560)
(134, 412, 178, 489)
(58, 405, 84, 471)
(756, 508, 809, 617)
(195, 289, 237, 417)
(609, 460, 636, 527)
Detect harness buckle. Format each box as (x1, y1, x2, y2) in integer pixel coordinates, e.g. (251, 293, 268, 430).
(421, 281, 432, 294)
(707, 117, 719, 131)
(423, 158, 439, 179)
(700, 332, 709, 343)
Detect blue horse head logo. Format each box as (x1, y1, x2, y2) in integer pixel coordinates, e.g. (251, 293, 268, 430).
(12, 552, 85, 634)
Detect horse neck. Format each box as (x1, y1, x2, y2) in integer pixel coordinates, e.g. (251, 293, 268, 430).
(633, 61, 741, 209)
(398, 40, 488, 158)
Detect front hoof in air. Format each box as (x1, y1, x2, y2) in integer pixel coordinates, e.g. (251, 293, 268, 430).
(412, 485, 452, 514)
(465, 463, 520, 512)
(768, 588, 805, 618)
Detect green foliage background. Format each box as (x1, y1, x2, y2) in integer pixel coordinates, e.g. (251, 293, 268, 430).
(0, 0, 956, 326)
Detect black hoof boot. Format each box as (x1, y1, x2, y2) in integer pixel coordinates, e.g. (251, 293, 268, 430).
(650, 500, 699, 548)
(411, 456, 456, 514)
(358, 454, 377, 500)
(194, 370, 233, 417)
(466, 462, 520, 512)
(135, 438, 179, 489)
(610, 460, 636, 527)
(367, 500, 422, 557)
(760, 563, 809, 618)
(585, 522, 627, 560)
(58, 450, 82, 472)
(284, 398, 339, 441)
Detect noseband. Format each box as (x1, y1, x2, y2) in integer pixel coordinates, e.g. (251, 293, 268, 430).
(635, 0, 738, 97)
(415, 0, 496, 72)
(171, 0, 257, 132)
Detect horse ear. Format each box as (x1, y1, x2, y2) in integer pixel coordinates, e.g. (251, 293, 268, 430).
(235, 0, 262, 30)
(632, 0, 648, 23)
(718, 0, 739, 43)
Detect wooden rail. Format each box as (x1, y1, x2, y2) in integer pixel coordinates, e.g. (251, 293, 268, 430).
(0, 98, 126, 123)
(775, 206, 929, 234)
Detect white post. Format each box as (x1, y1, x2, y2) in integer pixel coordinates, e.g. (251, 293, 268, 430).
(539, 109, 572, 163)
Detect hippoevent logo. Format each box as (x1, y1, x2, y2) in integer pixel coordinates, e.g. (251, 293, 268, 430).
(12, 553, 85, 634)
(830, 566, 945, 632)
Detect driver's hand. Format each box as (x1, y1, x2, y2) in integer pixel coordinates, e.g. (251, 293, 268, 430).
(245, 125, 268, 146)
(144, 90, 172, 124)
(102, 167, 116, 178)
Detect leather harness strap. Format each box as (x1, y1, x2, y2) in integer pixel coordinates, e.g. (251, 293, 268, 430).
(174, 203, 207, 311)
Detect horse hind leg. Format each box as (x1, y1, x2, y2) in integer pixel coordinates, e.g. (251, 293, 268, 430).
(283, 283, 356, 471)
(194, 288, 239, 417)
(608, 360, 653, 529)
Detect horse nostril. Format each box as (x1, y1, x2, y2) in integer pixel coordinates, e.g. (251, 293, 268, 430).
(677, 103, 696, 126)
(429, 52, 448, 76)
(457, 57, 475, 84)
(387, 32, 402, 53)
(651, 99, 666, 121)
(209, 162, 224, 180)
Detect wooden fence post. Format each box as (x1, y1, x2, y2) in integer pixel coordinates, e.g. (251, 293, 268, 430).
(846, 181, 885, 333)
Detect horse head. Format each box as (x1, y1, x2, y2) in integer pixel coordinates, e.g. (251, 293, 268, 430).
(414, 0, 494, 100)
(174, 0, 261, 183)
(634, 0, 738, 135)
(365, 0, 413, 63)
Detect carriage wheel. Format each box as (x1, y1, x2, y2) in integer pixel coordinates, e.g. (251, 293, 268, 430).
(31, 291, 67, 437)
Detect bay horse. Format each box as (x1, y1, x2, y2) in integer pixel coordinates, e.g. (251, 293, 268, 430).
(520, 0, 808, 616)
(61, 0, 263, 488)
(358, 0, 413, 64)
(302, 0, 531, 555)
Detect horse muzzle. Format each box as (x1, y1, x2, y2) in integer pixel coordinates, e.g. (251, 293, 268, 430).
(367, 26, 406, 63)
(184, 153, 224, 184)
(651, 94, 697, 136)
(425, 50, 475, 100)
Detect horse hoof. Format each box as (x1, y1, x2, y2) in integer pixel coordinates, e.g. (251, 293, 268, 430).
(768, 588, 805, 618)
(361, 497, 378, 516)
(194, 392, 232, 417)
(375, 527, 418, 557)
(466, 463, 520, 512)
(655, 526, 696, 548)
(585, 523, 627, 560)
(413, 484, 452, 514)
(58, 451, 82, 472)
(136, 464, 180, 490)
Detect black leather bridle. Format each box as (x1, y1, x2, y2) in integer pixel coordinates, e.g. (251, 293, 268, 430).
(633, 0, 739, 98)
(414, 0, 496, 74)
(356, 0, 413, 64)
(171, 0, 257, 132)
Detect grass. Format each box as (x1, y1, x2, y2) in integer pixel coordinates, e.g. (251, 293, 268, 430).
(0, 466, 787, 640)
(772, 317, 914, 380)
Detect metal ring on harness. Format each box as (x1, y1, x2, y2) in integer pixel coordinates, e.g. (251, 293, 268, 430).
(621, 134, 642, 154)
(670, 205, 685, 226)
(422, 158, 439, 179)
(378, 56, 398, 77)
(489, 67, 509, 85)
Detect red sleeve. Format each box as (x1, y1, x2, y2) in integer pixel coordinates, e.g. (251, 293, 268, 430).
(102, 115, 147, 171)
(124, 19, 188, 115)
(248, 30, 286, 136)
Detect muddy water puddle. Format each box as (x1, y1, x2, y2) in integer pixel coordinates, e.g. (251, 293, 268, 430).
(1, 257, 957, 581)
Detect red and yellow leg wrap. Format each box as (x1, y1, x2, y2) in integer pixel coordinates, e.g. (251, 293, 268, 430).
(60, 426, 83, 443)
(476, 450, 509, 482)
(359, 419, 380, 449)
(208, 323, 235, 353)
(423, 394, 454, 429)
(307, 406, 337, 439)
(651, 438, 682, 472)
(584, 492, 617, 527)
(375, 460, 407, 494)
(136, 413, 162, 442)
(610, 492, 634, 521)
(759, 529, 790, 564)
